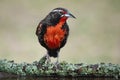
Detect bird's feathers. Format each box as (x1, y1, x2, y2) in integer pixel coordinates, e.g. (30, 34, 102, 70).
(36, 7, 74, 58)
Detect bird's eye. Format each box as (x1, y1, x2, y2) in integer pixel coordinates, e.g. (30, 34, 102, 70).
(59, 10, 66, 14)
(59, 11, 63, 14)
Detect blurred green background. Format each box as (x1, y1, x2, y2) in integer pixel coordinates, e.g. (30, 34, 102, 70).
(0, 0, 120, 64)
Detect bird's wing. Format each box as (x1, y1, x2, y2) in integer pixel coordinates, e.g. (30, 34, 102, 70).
(36, 23, 43, 36)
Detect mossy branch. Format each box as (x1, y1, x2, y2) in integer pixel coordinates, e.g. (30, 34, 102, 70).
(0, 57, 120, 79)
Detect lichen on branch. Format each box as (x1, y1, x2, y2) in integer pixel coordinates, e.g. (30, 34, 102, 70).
(0, 57, 120, 79)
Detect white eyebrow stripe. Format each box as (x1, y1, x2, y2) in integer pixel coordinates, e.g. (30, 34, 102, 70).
(52, 9, 63, 12)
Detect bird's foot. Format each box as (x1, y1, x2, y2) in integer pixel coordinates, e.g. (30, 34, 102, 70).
(44, 54, 51, 64)
(53, 60, 59, 69)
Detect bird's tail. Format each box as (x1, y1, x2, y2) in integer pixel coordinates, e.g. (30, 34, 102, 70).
(47, 50, 59, 58)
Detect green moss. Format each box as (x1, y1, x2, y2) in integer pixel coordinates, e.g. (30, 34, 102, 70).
(0, 58, 120, 79)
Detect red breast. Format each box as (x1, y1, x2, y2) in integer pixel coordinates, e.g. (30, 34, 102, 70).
(44, 17, 67, 49)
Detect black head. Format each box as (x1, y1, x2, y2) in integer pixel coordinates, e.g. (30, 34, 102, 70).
(46, 7, 76, 25)
(51, 7, 76, 19)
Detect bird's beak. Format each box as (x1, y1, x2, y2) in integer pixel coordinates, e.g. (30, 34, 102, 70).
(64, 13, 76, 19)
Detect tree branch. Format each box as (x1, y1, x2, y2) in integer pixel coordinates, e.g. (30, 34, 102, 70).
(0, 57, 120, 79)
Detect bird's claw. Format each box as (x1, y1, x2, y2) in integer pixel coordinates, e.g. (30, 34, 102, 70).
(53, 60, 59, 69)
(44, 54, 51, 64)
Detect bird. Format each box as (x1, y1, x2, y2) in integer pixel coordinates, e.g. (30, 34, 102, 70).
(36, 7, 76, 65)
